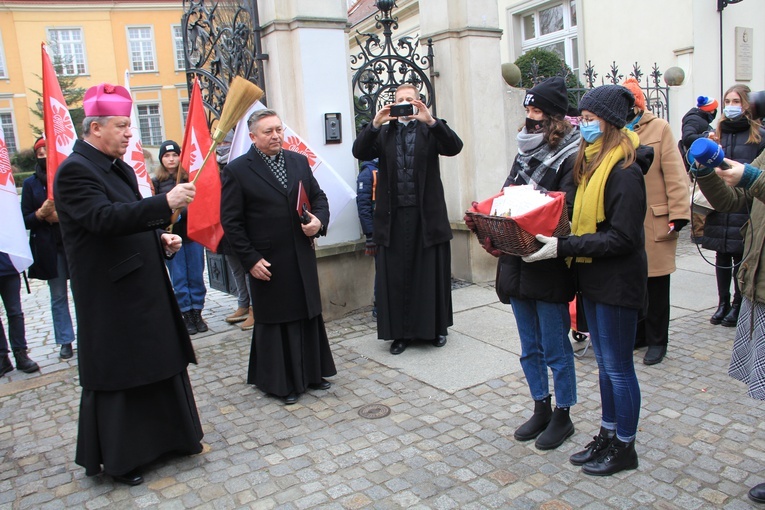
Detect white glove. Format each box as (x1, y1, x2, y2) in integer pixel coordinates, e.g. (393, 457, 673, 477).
(522, 234, 558, 263)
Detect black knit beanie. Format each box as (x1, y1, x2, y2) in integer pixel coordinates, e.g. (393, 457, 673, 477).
(578, 85, 635, 128)
(159, 140, 181, 160)
(523, 76, 569, 117)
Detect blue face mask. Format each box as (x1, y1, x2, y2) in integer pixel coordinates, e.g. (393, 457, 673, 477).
(723, 105, 743, 119)
(579, 119, 603, 143)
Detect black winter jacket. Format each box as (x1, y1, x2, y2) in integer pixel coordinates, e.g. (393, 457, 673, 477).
(681, 108, 715, 150)
(558, 145, 654, 310)
(352, 118, 463, 248)
(495, 153, 577, 304)
(21, 166, 66, 280)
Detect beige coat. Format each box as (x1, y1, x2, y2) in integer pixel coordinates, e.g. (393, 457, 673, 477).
(632, 111, 691, 276)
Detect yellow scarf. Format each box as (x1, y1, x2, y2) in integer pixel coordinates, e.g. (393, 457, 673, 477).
(571, 129, 640, 263)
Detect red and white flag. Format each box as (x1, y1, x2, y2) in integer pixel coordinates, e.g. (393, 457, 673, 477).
(123, 71, 153, 198)
(182, 77, 223, 251)
(41, 43, 76, 200)
(0, 130, 33, 272)
(228, 101, 356, 228)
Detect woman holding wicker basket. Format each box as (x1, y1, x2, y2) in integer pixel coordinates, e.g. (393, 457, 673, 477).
(523, 85, 654, 476)
(464, 76, 580, 450)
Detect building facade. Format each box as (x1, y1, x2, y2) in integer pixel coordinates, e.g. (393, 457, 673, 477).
(0, 0, 187, 156)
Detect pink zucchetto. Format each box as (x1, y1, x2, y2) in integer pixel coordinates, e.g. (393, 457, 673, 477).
(83, 83, 133, 117)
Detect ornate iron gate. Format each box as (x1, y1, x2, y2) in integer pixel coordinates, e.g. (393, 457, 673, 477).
(181, 0, 267, 127)
(350, 0, 437, 132)
(526, 60, 671, 122)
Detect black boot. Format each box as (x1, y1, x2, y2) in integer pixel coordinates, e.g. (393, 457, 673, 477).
(535, 406, 575, 450)
(582, 438, 638, 476)
(13, 349, 39, 374)
(514, 396, 552, 441)
(0, 355, 13, 377)
(191, 309, 208, 333)
(570, 427, 614, 466)
(183, 312, 198, 335)
(721, 302, 740, 327)
(710, 299, 731, 325)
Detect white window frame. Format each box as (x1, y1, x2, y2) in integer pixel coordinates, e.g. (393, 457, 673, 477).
(136, 102, 163, 146)
(126, 25, 157, 73)
(0, 30, 7, 79)
(47, 27, 88, 76)
(514, 0, 579, 77)
(0, 111, 19, 155)
(172, 25, 186, 71)
(180, 99, 189, 129)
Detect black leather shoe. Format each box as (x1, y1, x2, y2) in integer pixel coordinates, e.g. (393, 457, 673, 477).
(283, 392, 299, 405)
(721, 303, 740, 327)
(514, 396, 552, 441)
(432, 335, 447, 347)
(582, 438, 638, 476)
(535, 407, 574, 450)
(570, 428, 613, 466)
(309, 378, 331, 390)
(191, 309, 209, 333)
(749, 482, 765, 504)
(113, 469, 144, 486)
(643, 345, 666, 365)
(710, 301, 731, 325)
(12, 350, 39, 373)
(390, 339, 408, 355)
(183, 311, 198, 335)
(0, 356, 13, 377)
(60, 343, 73, 360)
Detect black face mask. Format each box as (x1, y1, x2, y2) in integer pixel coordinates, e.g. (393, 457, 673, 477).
(625, 108, 638, 122)
(36, 158, 47, 172)
(525, 117, 544, 133)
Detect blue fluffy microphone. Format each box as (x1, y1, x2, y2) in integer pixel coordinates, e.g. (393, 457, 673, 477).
(688, 138, 731, 169)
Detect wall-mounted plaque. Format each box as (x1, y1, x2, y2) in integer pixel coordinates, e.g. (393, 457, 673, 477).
(735, 27, 753, 82)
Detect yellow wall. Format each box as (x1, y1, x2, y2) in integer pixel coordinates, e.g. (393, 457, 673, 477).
(0, 1, 186, 153)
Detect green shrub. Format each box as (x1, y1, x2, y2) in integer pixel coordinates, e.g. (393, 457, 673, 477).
(514, 48, 584, 110)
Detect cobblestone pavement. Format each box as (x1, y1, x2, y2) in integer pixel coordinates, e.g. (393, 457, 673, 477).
(0, 235, 763, 509)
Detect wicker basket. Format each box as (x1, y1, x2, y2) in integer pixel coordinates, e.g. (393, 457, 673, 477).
(466, 205, 571, 257)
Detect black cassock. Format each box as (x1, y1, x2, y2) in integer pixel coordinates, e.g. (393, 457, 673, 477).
(375, 207, 453, 341)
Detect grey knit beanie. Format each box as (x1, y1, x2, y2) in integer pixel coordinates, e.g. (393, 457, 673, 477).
(578, 85, 635, 128)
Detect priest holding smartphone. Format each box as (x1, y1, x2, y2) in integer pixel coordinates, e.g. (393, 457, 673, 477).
(352, 83, 463, 355)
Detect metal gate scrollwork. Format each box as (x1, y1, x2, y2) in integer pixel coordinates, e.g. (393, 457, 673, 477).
(350, 0, 437, 132)
(181, 0, 267, 127)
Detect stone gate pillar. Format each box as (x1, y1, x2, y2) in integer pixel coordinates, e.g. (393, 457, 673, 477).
(257, 0, 372, 319)
(419, 0, 509, 282)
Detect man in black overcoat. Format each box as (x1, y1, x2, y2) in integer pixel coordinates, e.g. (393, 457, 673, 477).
(352, 83, 463, 355)
(54, 83, 203, 485)
(221, 109, 336, 406)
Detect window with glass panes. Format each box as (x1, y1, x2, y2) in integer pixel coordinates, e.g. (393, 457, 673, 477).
(137, 104, 162, 145)
(47, 28, 87, 75)
(1, 113, 18, 154)
(181, 101, 189, 128)
(0, 31, 7, 79)
(519, 1, 578, 77)
(128, 27, 156, 72)
(172, 25, 186, 71)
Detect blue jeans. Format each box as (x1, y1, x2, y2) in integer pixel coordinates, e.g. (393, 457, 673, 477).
(582, 297, 641, 442)
(511, 298, 577, 407)
(226, 254, 251, 309)
(167, 241, 206, 312)
(49, 252, 74, 345)
(0, 274, 26, 355)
